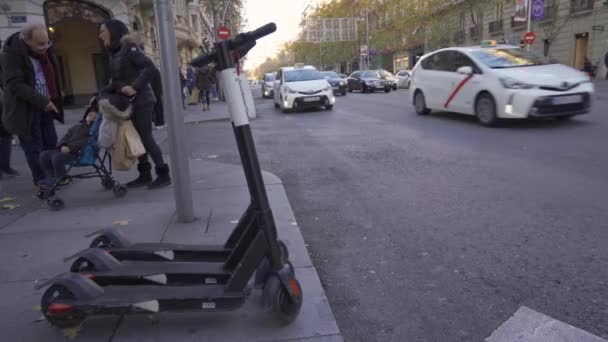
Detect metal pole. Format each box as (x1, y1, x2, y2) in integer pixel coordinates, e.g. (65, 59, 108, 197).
(366, 11, 370, 69)
(526, 0, 532, 51)
(222, 0, 234, 24)
(153, 0, 195, 222)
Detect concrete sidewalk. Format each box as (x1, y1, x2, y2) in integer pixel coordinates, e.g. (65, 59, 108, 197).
(0, 102, 341, 341)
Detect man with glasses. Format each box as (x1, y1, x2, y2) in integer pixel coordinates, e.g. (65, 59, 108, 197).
(1, 22, 64, 186)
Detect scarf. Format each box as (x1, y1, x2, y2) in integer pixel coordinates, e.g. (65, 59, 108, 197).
(30, 52, 58, 99)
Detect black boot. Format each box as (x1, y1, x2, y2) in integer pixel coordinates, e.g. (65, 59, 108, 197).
(148, 164, 171, 189)
(126, 163, 152, 188)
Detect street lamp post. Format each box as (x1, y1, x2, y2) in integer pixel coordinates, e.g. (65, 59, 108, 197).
(153, 0, 195, 223)
(366, 10, 370, 69)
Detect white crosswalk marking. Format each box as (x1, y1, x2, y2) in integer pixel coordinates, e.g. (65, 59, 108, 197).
(486, 306, 607, 342)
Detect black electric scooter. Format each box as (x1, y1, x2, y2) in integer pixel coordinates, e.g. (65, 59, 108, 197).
(36, 22, 303, 329)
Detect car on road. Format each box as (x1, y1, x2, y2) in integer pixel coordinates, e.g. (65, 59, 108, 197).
(378, 69, 399, 90)
(347, 70, 391, 93)
(395, 70, 411, 89)
(410, 41, 594, 126)
(273, 64, 335, 113)
(262, 72, 276, 98)
(321, 71, 348, 96)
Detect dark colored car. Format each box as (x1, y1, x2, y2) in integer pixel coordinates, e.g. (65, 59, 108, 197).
(320, 71, 347, 96)
(346, 70, 390, 93)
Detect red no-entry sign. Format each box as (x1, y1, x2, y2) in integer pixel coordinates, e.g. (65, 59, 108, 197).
(218, 26, 231, 40)
(523, 31, 536, 45)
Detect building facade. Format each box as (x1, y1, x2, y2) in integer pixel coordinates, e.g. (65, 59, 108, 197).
(0, 0, 214, 105)
(425, 0, 608, 73)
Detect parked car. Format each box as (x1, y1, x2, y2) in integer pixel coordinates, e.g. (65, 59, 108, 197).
(320, 71, 348, 96)
(273, 64, 335, 113)
(377, 69, 399, 90)
(339, 73, 348, 79)
(347, 70, 390, 93)
(262, 72, 276, 98)
(395, 70, 411, 89)
(410, 41, 594, 126)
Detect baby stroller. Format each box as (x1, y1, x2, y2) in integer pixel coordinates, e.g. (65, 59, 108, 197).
(38, 108, 128, 211)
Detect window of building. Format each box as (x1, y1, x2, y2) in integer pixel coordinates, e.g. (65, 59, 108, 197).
(191, 15, 198, 32)
(495, 0, 503, 20)
(174, 0, 186, 17)
(543, 39, 551, 56)
(571, 0, 594, 12)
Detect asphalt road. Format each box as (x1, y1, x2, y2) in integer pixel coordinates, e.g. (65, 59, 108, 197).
(182, 86, 608, 342)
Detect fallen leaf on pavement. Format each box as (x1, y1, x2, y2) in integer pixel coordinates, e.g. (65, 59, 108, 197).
(32, 305, 41, 311)
(34, 315, 46, 323)
(113, 219, 131, 226)
(2, 204, 20, 210)
(207, 155, 218, 159)
(0, 197, 17, 203)
(63, 326, 81, 339)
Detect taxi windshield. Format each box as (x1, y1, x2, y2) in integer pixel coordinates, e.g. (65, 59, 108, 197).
(378, 70, 394, 77)
(265, 74, 275, 81)
(285, 69, 324, 82)
(470, 48, 556, 69)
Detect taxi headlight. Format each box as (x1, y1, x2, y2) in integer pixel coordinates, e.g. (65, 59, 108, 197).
(500, 77, 535, 89)
(323, 86, 331, 91)
(284, 86, 297, 94)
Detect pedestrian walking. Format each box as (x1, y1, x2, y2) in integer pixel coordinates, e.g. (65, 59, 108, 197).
(196, 66, 212, 111)
(98, 19, 171, 189)
(1, 22, 63, 186)
(0, 48, 18, 180)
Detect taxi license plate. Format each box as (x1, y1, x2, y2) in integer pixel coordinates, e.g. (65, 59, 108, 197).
(332, 86, 339, 90)
(551, 95, 582, 105)
(303, 97, 320, 102)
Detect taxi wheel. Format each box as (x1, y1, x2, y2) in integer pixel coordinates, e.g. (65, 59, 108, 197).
(414, 91, 430, 115)
(475, 93, 498, 127)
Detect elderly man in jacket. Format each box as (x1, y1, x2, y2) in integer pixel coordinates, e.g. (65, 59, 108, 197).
(1, 22, 63, 186)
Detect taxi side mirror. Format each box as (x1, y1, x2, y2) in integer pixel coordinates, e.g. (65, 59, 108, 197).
(457, 66, 473, 75)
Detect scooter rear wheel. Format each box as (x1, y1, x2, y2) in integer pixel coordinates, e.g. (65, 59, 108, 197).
(70, 257, 96, 273)
(41, 284, 86, 328)
(89, 235, 115, 248)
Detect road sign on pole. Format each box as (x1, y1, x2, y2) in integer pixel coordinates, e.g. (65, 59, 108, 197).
(523, 31, 536, 45)
(218, 26, 231, 40)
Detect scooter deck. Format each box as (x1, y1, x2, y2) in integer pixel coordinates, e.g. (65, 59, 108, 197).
(64, 284, 250, 313)
(86, 260, 232, 286)
(105, 243, 231, 262)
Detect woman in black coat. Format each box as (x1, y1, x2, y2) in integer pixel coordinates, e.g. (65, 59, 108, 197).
(98, 19, 170, 189)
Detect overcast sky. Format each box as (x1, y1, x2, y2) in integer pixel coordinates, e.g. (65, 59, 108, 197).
(243, 0, 326, 71)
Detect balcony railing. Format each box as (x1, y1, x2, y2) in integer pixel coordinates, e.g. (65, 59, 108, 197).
(469, 26, 481, 40)
(511, 16, 527, 29)
(489, 20, 503, 34)
(571, 0, 594, 13)
(453, 30, 465, 43)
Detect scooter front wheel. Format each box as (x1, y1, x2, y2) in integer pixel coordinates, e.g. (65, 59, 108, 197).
(41, 284, 86, 328)
(272, 277, 303, 325)
(89, 235, 117, 248)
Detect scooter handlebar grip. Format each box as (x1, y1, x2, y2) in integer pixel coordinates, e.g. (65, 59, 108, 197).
(246, 23, 277, 41)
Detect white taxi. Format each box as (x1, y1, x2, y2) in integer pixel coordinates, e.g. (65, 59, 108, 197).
(410, 41, 594, 126)
(273, 64, 335, 113)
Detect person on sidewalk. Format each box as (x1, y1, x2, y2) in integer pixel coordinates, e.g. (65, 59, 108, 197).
(98, 19, 170, 189)
(150, 66, 165, 128)
(0, 51, 18, 180)
(1, 22, 64, 186)
(196, 66, 212, 111)
(38, 109, 97, 186)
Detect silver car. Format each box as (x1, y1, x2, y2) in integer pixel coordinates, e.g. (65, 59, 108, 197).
(262, 73, 276, 99)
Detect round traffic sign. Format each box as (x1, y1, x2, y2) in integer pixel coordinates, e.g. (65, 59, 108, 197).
(218, 26, 230, 39)
(523, 31, 536, 45)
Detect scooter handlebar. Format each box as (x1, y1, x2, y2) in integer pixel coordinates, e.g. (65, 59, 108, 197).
(191, 22, 276, 67)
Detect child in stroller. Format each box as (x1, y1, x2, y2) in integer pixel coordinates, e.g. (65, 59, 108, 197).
(38, 104, 127, 210)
